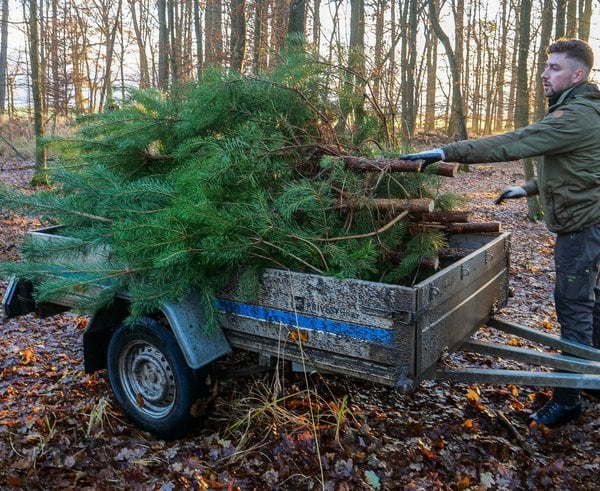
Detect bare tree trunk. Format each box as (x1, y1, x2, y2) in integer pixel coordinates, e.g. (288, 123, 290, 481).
(578, 0, 592, 41)
(0, 0, 8, 114)
(288, 0, 306, 40)
(98, 0, 122, 109)
(194, 0, 203, 78)
(428, 0, 467, 140)
(493, 1, 509, 132)
(565, 0, 577, 37)
(230, 0, 246, 72)
(167, 0, 178, 85)
(312, 0, 320, 47)
(129, 0, 150, 88)
(205, 0, 223, 65)
(253, 0, 268, 72)
(400, 0, 417, 141)
(157, 0, 169, 88)
(28, 0, 48, 186)
(424, 13, 437, 134)
(341, 0, 365, 131)
(469, 1, 483, 134)
(515, 0, 541, 221)
(271, 0, 290, 54)
(555, 0, 566, 38)
(534, 0, 553, 121)
(372, 0, 384, 103)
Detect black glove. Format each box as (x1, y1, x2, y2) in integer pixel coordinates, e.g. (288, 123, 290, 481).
(400, 149, 445, 170)
(494, 186, 527, 205)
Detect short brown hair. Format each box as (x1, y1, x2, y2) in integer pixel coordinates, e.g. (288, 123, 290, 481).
(548, 38, 594, 70)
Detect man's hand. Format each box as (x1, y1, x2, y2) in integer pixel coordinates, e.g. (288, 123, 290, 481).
(400, 149, 445, 170)
(495, 186, 527, 205)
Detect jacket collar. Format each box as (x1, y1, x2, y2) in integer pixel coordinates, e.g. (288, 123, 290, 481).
(548, 80, 600, 112)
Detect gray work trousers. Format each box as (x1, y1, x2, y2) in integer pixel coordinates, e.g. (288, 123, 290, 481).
(552, 223, 600, 404)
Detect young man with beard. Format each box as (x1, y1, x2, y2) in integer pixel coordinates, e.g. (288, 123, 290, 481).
(402, 39, 600, 427)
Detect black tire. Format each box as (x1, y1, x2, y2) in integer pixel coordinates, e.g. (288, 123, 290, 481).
(107, 317, 212, 439)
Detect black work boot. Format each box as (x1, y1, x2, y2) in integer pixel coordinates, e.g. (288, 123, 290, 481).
(528, 400, 582, 428)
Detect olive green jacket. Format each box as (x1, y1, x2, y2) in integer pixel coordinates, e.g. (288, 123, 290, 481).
(442, 82, 600, 234)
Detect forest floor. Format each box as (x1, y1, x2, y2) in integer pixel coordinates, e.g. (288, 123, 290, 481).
(1, 154, 600, 490)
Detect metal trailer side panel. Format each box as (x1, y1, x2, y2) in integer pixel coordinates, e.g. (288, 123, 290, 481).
(216, 277, 418, 387)
(415, 233, 510, 378)
(216, 233, 510, 388)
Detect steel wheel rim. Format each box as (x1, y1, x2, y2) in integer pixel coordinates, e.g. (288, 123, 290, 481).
(119, 340, 176, 418)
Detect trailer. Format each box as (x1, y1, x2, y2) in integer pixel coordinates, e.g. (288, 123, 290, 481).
(4, 226, 600, 438)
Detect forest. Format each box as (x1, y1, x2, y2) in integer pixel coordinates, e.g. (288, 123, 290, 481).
(1, 1, 600, 490)
(1, 1, 597, 136)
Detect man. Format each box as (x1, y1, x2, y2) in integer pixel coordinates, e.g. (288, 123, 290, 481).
(402, 38, 600, 427)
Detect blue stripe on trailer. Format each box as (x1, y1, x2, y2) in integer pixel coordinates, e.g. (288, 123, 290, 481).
(214, 298, 394, 346)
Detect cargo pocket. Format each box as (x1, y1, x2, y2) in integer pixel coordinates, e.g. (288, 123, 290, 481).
(556, 263, 596, 302)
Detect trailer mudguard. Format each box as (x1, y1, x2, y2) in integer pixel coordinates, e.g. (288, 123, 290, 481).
(158, 293, 232, 369)
(84, 292, 232, 373)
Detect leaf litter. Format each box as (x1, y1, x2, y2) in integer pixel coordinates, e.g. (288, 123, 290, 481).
(1, 156, 600, 490)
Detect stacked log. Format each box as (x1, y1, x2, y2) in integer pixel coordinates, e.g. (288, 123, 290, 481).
(334, 155, 501, 273)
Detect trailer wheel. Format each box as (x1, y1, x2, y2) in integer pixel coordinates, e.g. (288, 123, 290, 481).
(107, 317, 212, 439)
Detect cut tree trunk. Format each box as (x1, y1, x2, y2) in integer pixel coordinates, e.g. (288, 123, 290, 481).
(338, 198, 435, 213)
(417, 222, 501, 234)
(343, 156, 458, 177)
(412, 210, 473, 223)
(387, 251, 440, 270)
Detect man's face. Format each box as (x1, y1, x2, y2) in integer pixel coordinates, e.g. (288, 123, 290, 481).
(541, 52, 586, 98)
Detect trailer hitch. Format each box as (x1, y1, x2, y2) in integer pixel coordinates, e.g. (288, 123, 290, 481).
(433, 317, 600, 389)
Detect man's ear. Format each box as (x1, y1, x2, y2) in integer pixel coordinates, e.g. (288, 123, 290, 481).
(573, 67, 587, 84)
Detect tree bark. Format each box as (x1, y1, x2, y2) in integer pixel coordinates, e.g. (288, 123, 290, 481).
(312, 0, 321, 47)
(252, 0, 268, 72)
(578, 0, 592, 41)
(336, 0, 365, 133)
(230, 0, 246, 73)
(0, 0, 8, 114)
(565, 0, 577, 38)
(424, 2, 438, 134)
(287, 0, 306, 40)
(128, 0, 151, 88)
(157, 0, 169, 88)
(412, 210, 473, 223)
(193, 0, 203, 78)
(400, 0, 418, 140)
(515, 0, 542, 221)
(343, 156, 458, 177)
(205, 0, 223, 65)
(555, 0, 566, 38)
(28, 0, 48, 186)
(337, 198, 435, 214)
(534, 0, 553, 121)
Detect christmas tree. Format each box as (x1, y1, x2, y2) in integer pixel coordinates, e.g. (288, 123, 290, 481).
(0, 47, 459, 327)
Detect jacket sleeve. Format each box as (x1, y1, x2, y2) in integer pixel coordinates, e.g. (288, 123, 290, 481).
(441, 105, 585, 164)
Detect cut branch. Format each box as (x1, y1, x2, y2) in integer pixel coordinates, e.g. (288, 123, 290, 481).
(387, 251, 440, 270)
(413, 210, 473, 223)
(343, 156, 458, 177)
(417, 222, 501, 234)
(318, 210, 410, 242)
(337, 198, 435, 214)
(438, 247, 477, 260)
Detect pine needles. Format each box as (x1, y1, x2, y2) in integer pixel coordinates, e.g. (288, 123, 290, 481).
(0, 47, 455, 326)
